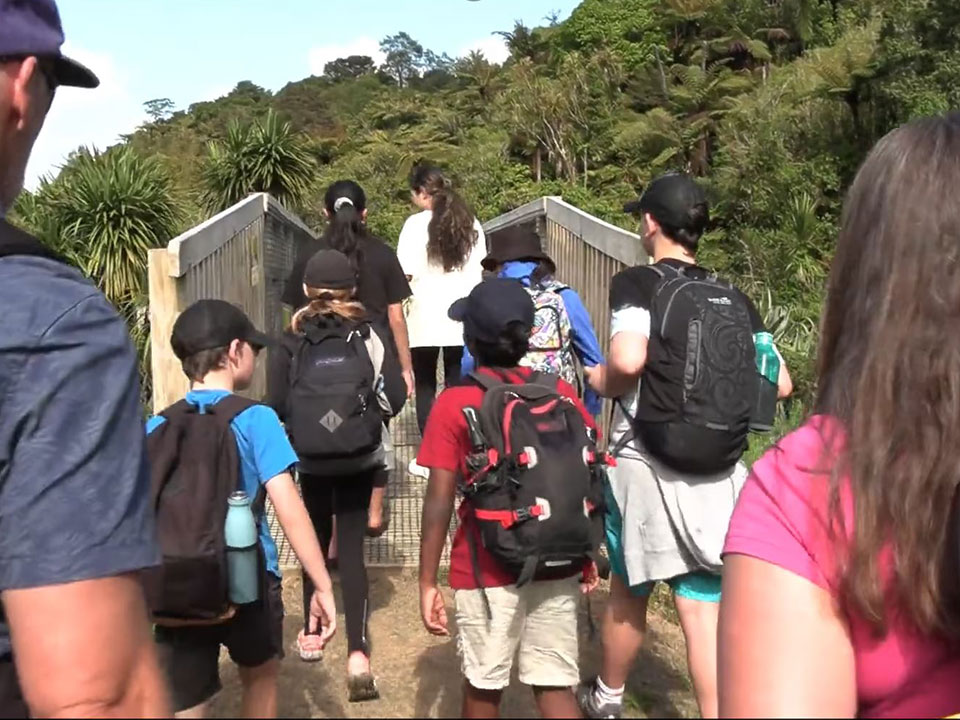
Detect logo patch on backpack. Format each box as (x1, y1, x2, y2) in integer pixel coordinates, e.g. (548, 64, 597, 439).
(319, 409, 344, 432)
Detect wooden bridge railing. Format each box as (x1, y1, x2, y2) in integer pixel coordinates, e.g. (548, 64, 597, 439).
(483, 196, 647, 435)
(147, 193, 314, 412)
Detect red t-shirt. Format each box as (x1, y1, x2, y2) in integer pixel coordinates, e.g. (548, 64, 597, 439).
(417, 367, 597, 590)
(724, 415, 960, 718)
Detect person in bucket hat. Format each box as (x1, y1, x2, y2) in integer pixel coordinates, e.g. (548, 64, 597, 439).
(461, 224, 605, 415)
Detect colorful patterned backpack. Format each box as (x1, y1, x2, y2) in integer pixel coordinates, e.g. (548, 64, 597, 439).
(520, 279, 578, 386)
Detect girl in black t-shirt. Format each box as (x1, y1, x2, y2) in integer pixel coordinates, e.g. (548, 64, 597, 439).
(283, 181, 413, 537)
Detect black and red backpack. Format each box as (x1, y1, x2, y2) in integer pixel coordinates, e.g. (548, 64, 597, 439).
(460, 370, 613, 590)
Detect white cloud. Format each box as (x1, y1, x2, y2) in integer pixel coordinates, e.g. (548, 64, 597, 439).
(459, 35, 509, 65)
(25, 44, 143, 189)
(307, 37, 386, 77)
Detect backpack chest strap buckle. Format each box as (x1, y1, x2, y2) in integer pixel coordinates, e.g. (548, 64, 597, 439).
(475, 504, 544, 529)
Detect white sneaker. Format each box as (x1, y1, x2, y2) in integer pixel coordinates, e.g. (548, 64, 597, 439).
(408, 459, 430, 479)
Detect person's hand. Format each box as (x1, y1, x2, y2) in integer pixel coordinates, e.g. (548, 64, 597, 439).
(308, 587, 337, 647)
(584, 365, 603, 394)
(420, 584, 449, 636)
(403, 369, 415, 398)
(580, 561, 600, 595)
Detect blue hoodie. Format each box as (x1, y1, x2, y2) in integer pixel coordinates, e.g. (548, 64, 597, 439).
(461, 261, 605, 416)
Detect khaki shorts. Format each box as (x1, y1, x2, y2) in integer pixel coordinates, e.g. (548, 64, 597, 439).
(454, 577, 580, 691)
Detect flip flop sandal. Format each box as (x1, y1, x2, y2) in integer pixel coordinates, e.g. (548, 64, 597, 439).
(296, 631, 324, 662)
(347, 673, 380, 702)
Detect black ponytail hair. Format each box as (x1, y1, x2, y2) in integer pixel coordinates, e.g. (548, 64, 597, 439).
(322, 180, 368, 272)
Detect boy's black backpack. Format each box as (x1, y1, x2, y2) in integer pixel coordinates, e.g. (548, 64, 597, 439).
(285, 321, 382, 470)
(145, 394, 260, 622)
(630, 264, 758, 474)
(461, 370, 611, 590)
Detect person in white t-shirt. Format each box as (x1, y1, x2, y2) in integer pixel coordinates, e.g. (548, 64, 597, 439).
(396, 165, 486, 478)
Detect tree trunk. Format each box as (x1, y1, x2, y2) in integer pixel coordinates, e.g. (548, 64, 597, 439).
(535, 146, 542, 183)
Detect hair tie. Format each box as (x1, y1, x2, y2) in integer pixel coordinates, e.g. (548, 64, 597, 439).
(333, 197, 354, 212)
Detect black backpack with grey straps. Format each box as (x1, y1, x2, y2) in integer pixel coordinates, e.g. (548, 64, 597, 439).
(629, 263, 758, 474)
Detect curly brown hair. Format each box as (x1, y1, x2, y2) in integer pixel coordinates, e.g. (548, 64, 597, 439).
(410, 164, 478, 272)
(816, 112, 960, 637)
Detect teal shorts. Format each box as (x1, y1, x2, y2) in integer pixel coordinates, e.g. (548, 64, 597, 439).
(604, 481, 722, 604)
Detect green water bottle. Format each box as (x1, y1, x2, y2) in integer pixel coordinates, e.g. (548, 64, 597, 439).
(751, 332, 779, 432)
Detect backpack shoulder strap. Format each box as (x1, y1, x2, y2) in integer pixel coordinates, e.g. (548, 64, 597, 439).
(526, 371, 559, 390)
(469, 370, 508, 392)
(346, 325, 375, 377)
(207, 394, 260, 424)
(363, 327, 385, 380)
(158, 399, 195, 421)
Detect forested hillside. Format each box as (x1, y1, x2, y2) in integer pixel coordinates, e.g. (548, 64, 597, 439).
(13, 0, 960, 403)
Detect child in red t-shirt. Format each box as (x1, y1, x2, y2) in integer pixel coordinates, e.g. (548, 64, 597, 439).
(418, 277, 598, 719)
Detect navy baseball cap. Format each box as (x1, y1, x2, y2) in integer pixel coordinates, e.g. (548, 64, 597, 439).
(0, 0, 99, 89)
(448, 278, 535, 344)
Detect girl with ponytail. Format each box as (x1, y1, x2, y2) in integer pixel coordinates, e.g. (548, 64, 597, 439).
(282, 180, 414, 539)
(397, 165, 486, 478)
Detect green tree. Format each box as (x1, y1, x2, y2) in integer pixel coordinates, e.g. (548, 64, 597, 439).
(324, 55, 377, 82)
(200, 110, 316, 212)
(455, 50, 501, 102)
(380, 32, 425, 88)
(498, 52, 623, 184)
(49, 147, 182, 308)
(143, 97, 175, 123)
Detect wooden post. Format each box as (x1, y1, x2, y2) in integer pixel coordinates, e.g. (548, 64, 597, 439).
(147, 248, 189, 412)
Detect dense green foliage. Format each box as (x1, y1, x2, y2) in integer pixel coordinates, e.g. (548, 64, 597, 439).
(11, 0, 960, 413)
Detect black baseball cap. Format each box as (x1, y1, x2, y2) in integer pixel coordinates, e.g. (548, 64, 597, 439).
(303, 249, 356, 290)
(448, 278, 535, 343)
(623, 172, 708, 229)
(0, 0, 99, 89)
(171, 300, 272, 360)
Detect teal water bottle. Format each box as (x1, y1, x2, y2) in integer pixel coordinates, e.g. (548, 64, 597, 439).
(750, 332, 780, 432)
(225, 491, 259, 605)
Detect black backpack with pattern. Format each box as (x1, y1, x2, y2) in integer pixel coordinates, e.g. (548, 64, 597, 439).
(632, 264, 758, 474)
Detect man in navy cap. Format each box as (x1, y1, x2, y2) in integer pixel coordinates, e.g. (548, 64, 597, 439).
(0, 1, 168, 717)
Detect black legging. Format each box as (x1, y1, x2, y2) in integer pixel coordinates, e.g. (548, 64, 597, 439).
(411, 346, 464, 436)
(300, 470, 374, 655)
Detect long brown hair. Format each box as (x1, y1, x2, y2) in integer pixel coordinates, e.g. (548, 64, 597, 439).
(816, 112, 960, 636)
(410, 164, 478, 272)
(290, 286, 365, 333)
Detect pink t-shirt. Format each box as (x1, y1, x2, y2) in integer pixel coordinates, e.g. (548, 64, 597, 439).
(724, 416, 960, 718)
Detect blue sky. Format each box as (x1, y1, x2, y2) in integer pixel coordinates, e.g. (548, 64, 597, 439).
(27, 0, 581, 188)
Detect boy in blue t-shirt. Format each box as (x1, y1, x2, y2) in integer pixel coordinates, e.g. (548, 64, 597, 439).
(149, 299, 337, 718)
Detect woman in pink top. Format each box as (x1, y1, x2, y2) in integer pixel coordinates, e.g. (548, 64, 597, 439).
(720, 113, 960, 718)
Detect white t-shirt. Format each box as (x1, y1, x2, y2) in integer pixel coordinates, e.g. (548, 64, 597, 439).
(396, 210, 486, 348)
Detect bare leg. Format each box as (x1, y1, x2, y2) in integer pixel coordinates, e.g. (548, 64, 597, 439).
(674, 595, 719, 719)
(534, 686, 582, 719)
(462, 681, 502, 719)
(238, 658, 280, 719)
(599, 574, 650, 689)
(367, 484, 386, 536)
